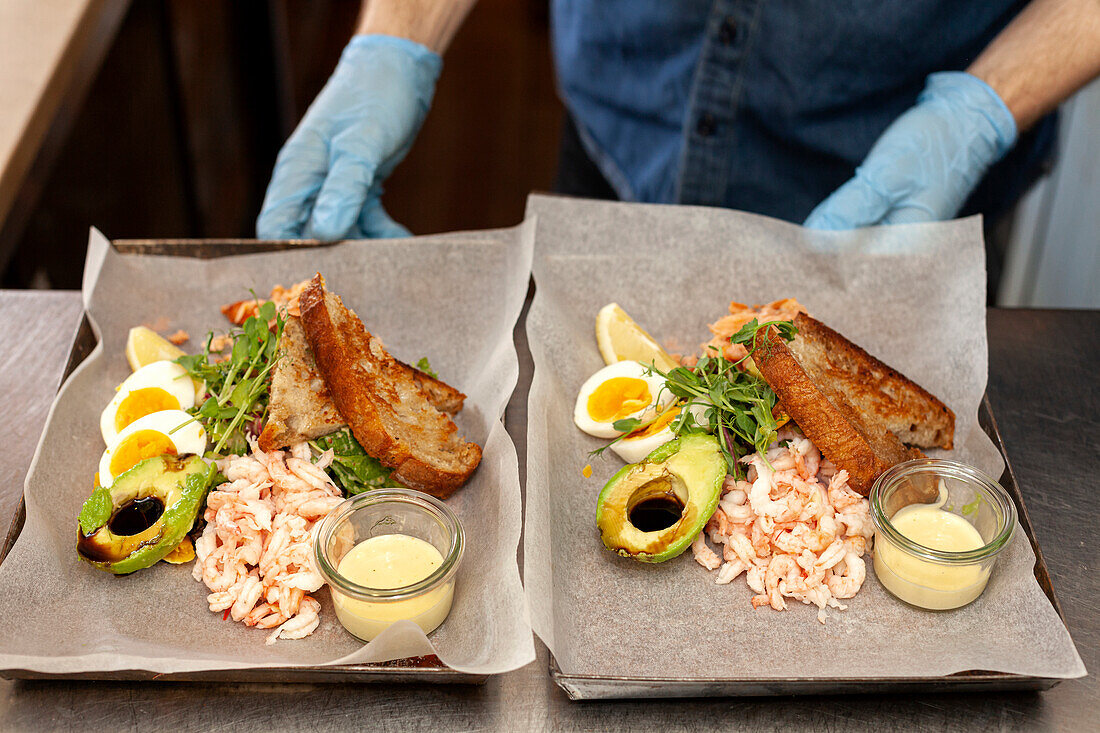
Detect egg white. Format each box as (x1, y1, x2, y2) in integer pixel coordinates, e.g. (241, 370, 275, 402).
(100, 360, 197, 445)
(98, 409, 207, 487)
(573, 360, 674, 439)
(610, 402, 711, 464)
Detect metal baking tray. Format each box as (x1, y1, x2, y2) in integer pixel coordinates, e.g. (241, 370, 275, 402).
(0, 239, 486, 685)
(548, 395, 1069, 699)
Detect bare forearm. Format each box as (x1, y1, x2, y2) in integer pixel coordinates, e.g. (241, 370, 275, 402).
(357, 0, 479, 53)
(968, 0, 1100, 130)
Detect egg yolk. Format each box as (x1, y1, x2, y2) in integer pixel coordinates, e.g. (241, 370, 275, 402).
(626, 405, 680, 440)
(114, 388, 180, 432)
(109, 430, 177, 477)
(586, 377, 652, 422)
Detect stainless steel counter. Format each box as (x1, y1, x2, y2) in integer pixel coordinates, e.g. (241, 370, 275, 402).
(0, 291, 1094, 731)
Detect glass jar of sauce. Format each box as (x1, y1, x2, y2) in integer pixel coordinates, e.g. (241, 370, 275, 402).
(870, 459, 1016, 611)
(313, 489, 464, 642)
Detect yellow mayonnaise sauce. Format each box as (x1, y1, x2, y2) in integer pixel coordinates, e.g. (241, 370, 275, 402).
(874, 489, 991, 610)
(331, 534, 455, 641)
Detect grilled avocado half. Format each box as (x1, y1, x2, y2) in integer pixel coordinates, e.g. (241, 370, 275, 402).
(596, 434, 725, 563)
(77, 454, 211, 575)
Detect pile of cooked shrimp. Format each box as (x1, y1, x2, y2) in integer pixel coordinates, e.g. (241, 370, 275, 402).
(691, 428, 873, 623)
(192, 441, 344, 644)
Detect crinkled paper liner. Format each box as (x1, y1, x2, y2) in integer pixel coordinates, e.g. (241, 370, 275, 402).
(522, 194, 1084, 681)
(0, 225, 536, 675)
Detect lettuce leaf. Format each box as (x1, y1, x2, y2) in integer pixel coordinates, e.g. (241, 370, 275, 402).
(312, 429, 402, 495)
(78, 485, 114, 535)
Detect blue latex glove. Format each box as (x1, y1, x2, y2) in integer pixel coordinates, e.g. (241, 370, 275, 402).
(257, 35, 442, 240)
(804, 72, 1017, 230)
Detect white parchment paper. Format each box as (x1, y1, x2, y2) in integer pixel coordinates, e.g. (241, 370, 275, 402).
(523, 194, 1085, 680)
(0, 224, 537, 675)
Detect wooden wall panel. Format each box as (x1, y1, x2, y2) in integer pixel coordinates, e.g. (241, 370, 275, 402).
(4, 0, 193, 289)
(165, 0, 281, 238)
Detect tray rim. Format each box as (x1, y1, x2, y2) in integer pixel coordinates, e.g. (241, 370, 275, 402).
(2, 239, 1074, 692)
(0, 239, 489, 684)
(544, 397, 1071, 699)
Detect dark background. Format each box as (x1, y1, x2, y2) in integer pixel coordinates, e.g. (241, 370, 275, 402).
(1, 0, 562, 289)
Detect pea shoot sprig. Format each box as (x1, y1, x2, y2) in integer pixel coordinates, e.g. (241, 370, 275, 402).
(726, 317, 798, 364)
(176, 300, 284, 456)
(589, 318, 797, 478)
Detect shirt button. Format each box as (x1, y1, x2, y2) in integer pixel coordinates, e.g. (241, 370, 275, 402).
(696, 113, 716, 137)
(719, 16, 737, 44)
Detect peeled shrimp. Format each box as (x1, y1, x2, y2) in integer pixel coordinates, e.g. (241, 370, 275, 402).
(827, 470, 862, 510)
(706, 507, 733, 539)
(229, 572, 264, 621)
(763, 555, 802, 611)
(814, 539, 847, 572)
(267, 597, 321, 645)
(192, 440, 343, 643)
(724, 531, 756, 566)
(716, 559, 748, 585)
(747, 456, 786, 518)
(691, 534, 722, 570)
(836, 507, 873, 541)
(695, 429, 873, 622)
(826, 552, 866, 599)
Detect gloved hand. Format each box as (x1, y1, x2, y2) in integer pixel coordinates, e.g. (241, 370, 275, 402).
(804, 72, 1017, 230)
(257, 35, 442, 240)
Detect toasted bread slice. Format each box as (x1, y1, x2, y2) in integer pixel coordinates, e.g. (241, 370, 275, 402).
(258, 315, 346, 451)
(753, 321, 931, 495)
(400, 360, 467, 415)
(787, 313, 954, 450)
(259, 320, 466, 452)
(298, 274, 481, 498)
(753, 326, 904, 494)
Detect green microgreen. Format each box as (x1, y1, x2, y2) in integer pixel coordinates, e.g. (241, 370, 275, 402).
(660, 357, 783, 477)
(588, 411, 665, 461)
(587, 319, 797, 477)
(415, 357, 438, 379)
(727, 318, 798, 365)
(176, 299, 283, 457)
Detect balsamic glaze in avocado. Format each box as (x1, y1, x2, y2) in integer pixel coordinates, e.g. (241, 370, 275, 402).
(629, 496, 683, 532)
(108, 496, 165, 536)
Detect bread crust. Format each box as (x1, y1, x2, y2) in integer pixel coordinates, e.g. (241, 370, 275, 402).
(298, 274, 481, 498)
(753, 326, 897, 494)
(259, 320, 466, 453)
(788, 313, 955, 450)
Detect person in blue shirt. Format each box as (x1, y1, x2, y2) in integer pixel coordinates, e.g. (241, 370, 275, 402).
(256, 0, 1100, 242)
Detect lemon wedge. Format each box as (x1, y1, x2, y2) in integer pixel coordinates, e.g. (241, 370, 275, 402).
(595, 303, 680, 371)
(125, 326, 185, 372)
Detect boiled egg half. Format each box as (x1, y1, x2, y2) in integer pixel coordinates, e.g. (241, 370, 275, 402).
(98, 409, 206, 487)
(610, 402, 711, 464)
(573, 360, 674, 439)
(100, 360, 198, 445)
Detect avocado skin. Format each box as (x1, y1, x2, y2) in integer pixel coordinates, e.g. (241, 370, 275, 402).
(596, 434, 725, 563)
(77, 454, 212, 575)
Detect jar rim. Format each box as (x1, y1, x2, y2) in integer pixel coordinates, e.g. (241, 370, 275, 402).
(870, 459, 1016, 564)
(313, 488, 464, 601)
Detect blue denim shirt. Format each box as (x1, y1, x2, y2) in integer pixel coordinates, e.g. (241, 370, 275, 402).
(551, 0, 1046, 223)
